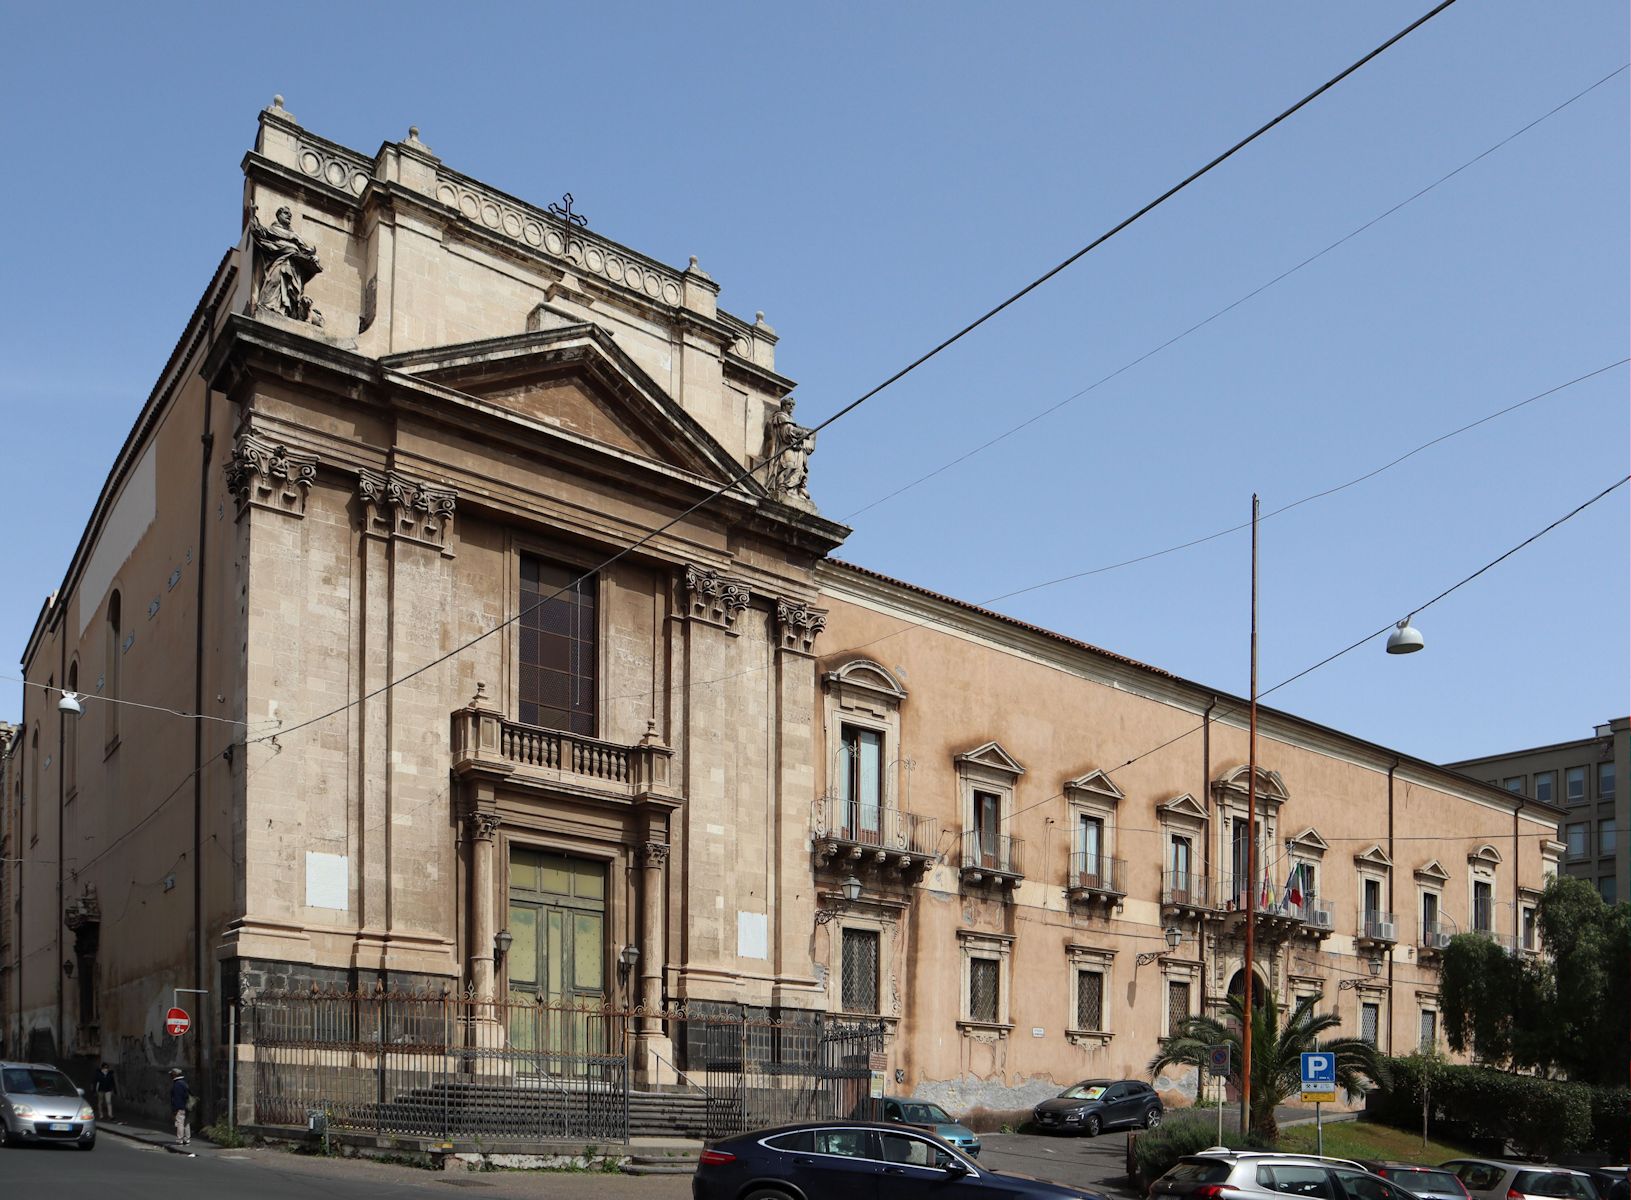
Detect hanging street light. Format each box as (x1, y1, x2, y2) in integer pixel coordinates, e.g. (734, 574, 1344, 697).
(1386, 617, 1425, 655)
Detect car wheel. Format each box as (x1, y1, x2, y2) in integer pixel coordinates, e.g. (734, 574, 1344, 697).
(742, 1189, 796, 1200)
(1143, 1107, 1162, 1129)
(1083, 1114, 1102, 1137)
(78, 1137, 96, 1151)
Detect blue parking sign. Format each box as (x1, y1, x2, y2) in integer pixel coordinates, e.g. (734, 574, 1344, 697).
(1300, 1052, 1336, 1086)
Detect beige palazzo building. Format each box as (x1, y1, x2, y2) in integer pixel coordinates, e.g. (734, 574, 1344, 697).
(3, 102, 1562, 1121)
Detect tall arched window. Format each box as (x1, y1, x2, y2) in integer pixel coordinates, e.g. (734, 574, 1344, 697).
(105, 591, 121, 748)
(64, 661, 78, 796)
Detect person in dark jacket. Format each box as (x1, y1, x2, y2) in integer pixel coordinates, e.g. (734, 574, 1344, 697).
(93, 1062, 116, 1119)
(168, 1067, 190, 1145)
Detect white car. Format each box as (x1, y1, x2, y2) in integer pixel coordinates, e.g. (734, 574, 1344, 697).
(0, 1062, 97, 1150)
(1440, 1159, 1597, 1200)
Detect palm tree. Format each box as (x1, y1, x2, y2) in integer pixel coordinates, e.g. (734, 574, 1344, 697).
(1149, 991, 1386, 1143)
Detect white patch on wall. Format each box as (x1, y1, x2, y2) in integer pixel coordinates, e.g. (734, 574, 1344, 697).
(305, 852, 349, 910)
(78, 443, 157, 638)
(737, 911, 768, 960)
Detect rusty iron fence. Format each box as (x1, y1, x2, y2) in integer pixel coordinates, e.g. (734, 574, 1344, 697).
(243, 989, 885, 1145)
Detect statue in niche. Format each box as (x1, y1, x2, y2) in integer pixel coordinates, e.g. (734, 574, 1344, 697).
(250, 206, 324, 327)
(766, 396, 815, 502)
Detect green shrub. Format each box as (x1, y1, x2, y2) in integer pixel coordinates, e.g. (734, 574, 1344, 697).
(1133, 1111, 1265, 1190)
(1588, 1086, 1630, 1161)
(1369, 1057, 1607, 1158)
(199, 1121, 249, 1149)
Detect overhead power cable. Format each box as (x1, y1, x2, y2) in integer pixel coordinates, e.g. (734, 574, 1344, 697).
(246, 0, 1459, 751)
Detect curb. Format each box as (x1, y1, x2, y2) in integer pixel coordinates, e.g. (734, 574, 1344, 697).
(98, 1121, 215, 1154)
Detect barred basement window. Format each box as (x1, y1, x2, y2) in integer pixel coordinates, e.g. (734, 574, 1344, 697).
(969, 958, 1000, 1023)
(1075, 969, 1104, 1031)
(1360, 1001, 1379, 1045)
(1167, 980, 1191, 1032)
(841, 928, 879, 1014)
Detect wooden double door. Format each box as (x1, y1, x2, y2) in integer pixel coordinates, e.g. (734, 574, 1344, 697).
(506, 847, 607, 1058)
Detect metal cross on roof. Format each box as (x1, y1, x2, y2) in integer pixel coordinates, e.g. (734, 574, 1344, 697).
(548, 193, 588, 228)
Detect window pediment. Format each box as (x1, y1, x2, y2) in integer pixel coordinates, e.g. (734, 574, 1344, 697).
(1413, 859, 1451, 884)
(1468, 843, 1503, 867)
(823, 658, 907, 716)
(1063, 768, 1121, 804)
(1212, 763, 1289, 807)
(955, 741, 1026, 779)
(1157, 793, 1208, 825)
(1289, 826, 1330, 856)
(1354, 844, 1392, 869)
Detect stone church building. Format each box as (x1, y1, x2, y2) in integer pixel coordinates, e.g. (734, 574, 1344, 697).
(4, 102, 1561, 1121)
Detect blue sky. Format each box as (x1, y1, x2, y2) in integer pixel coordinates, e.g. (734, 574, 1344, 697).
(2, 2, 1625, 762)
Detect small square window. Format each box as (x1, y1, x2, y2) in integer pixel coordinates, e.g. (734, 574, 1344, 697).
(1504, 777, 1524, 794)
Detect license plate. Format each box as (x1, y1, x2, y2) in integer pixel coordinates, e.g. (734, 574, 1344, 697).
(49, 1122, 72, 1131)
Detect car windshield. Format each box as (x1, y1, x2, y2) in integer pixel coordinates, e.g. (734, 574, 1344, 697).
(1167, 1161, 1233, 1183)
(1393, 1170, 1463, 1194)
(1060, 1083, 1109, 1100)
(900, 1103, 954, 1125)
(2, 1067, 78, 1096)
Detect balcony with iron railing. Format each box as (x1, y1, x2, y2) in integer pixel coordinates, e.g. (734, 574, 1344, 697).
(451, 700, 676, 803)
(1470, 927, 1517, 954)
(1419, 918, 1454, 957)
(1294, 895, 1336, 939)
(1160, 870, 1214, 919)
(1067, 853, 1124, 906)
(960, 831, 1025, 888)
(1216, 874, 1304, 937)
(1358, 910, 1399, 947)
(812, 796, 938, 875)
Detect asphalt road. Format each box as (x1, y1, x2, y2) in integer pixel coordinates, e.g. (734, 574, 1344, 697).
(979, 1130, 1139, 1196)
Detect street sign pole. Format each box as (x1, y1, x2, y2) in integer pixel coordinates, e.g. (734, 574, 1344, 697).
(1316, 1100, 1323, 1157)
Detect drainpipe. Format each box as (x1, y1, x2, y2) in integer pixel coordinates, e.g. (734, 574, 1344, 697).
(192, 294, 219, 1121)
(57, 617, 66, 1059)
(1387, 758, 1397, 1054)
(1200, 696, 1217, 1013)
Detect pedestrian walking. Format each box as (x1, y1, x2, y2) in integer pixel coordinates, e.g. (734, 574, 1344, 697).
(93, 1062, 116, 1120)
(168, 1067, 190, 1145)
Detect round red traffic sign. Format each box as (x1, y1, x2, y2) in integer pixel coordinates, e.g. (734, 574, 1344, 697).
(165, 1007, 191, 1036)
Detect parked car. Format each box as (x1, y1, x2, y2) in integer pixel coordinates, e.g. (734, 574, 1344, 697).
(0, 1062, 97, 1150)
(851, 1094, 982, 1156)
(1150, 1152, 1410, 1200)
(1033, 1078, 1163, 1136)
(1359, 1163, 1472, 1200)
(693, 1121, 1106, 1199)
(1585, 1167, 1627, 1200)
(1441, 1160, 1600, 1200)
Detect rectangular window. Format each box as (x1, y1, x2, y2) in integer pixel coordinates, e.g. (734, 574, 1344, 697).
(1566, 766, 1586, 803)
(1419, 1009, 1436, 1051)
(1363, 877, 1382, 918)
(840, 928, 879, 1014)
(1565, 823, 1588, 859)
(969, 958, 1000, 1024)
(518, 556, 596, 735)
(1599, 819, 1616, 855)
(1167, 980, 1191, 1033)
(1599, 761, 1616, 801)
(1521, 906, 1536, 951)
(1600, 877, 1618, 904)
(1078, 814, 1103, 872)
(1360, 1002, 1379, 1045)
(838, 725, 884, 841)
(974, 790, 1002, 867)
(1473, 881, 1492, 932)
(1170, 835, 1193, 895)
(1533, 771, 1554, 804)
(1075, 969, 1104, 1031)
(1422, 891, 1438, 935)
(1503, 777, 1524, 793)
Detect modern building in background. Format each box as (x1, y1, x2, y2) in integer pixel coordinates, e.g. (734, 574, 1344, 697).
(1446, 718, 1628, 905)
(2, 102, 1564, 1126)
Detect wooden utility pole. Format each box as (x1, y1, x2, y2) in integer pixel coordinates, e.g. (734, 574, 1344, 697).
(1242, 493, 1260, 1137)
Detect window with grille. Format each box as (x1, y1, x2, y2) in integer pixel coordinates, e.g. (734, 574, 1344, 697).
(1360, 1002, 1379, 1045)
(1075, 969, 1104, 1031)
(1167, 980, 1191, 1032)
(1419, 1009, 1436, 1051)
(841, 928, 879, 1014)
(969, 958, 999, 1023)
(519, 556, 596, 735)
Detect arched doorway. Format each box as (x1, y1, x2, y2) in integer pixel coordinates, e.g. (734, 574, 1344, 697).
(1226, 968, 1268, 1010)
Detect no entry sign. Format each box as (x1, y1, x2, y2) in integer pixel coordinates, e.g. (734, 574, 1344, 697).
(165, 1007, 191, 1036)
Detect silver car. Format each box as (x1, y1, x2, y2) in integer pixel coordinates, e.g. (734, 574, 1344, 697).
(1, 1062, 97, 1150)
(1440, 1160, 1599, 1200)
(1152, 1151, 1411, 1200)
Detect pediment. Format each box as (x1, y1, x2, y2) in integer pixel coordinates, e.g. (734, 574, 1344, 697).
(382, 325, 756, 490)
(1064, 768, 1122, 803)
(1413, 859, 1451, 884)
(822, 658, 907, 704)
(1212, 763, 1290, 805)
(1289, 826, 1330, 856)
(1353, 844, 1393, 869)
(955, 741, 1027, 778)
(1468, 843, 1503, 867)
(1157, 793, 1208, 824)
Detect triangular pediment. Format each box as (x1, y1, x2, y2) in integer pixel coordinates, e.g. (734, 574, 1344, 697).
(382, 325, 757, 491)
(1354, 844, 1393, 869)
(1157, 793, 1208, 823)
(1064, 768, 1123, 803)
(1414, 859, 1451, 884)
(955, 741, 1026, 778)
(1289, 826, 1330, 855)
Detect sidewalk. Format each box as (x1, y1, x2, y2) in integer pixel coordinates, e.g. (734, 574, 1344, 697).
(97, 1115, 217, 1154)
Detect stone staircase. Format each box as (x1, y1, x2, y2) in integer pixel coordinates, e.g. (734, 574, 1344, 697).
(339, 1079, 718, 1143)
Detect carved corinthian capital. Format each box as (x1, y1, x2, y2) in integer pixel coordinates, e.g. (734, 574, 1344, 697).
(224, 432, 319, 517)
(466, 809, 501, 842)
(640, 841, 670, 869)
(357, 468, 457, 546)
(774, 598, 828, 655)
(682, 564, 751, 630)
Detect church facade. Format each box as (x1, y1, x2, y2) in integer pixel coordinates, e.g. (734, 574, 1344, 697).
(4, 102, 1562, 1120)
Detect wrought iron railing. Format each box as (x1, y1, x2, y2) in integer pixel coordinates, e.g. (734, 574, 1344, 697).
(1420, 919, 1454, 950)
(1361, 910, 1398, 942)
(960, 831, 1024, 878)
(1217, 874, 1305, 919)
(1069, 852, 1124, 895)
(1161, 870, 1211, 909)
(812, 796, 937, 858)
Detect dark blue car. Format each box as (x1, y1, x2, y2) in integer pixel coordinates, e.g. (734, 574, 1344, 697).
(693, 1120, 1108, 1199)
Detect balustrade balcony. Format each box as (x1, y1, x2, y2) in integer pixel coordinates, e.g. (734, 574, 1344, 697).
(450, 705, 675, 803)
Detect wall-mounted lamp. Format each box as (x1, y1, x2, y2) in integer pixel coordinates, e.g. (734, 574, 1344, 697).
(1137, 925, 1185, 967)
(62, 959, 75, 977)
(814, 875, 864, 926)
(493, 928, 513, 963)
(1339, 949, 1386, 989)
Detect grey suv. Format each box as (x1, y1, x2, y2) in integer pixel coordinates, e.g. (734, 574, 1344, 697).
(1, 1062, 97, 1150)
(1151, 1152, 1414, 1200)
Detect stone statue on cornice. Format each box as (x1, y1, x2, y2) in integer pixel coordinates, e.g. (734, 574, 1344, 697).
(766, 396, 815, 504)
(250, 206, 324, 327)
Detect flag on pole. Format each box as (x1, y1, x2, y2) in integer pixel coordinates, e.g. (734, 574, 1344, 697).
(1281, 864, 1304, 910)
